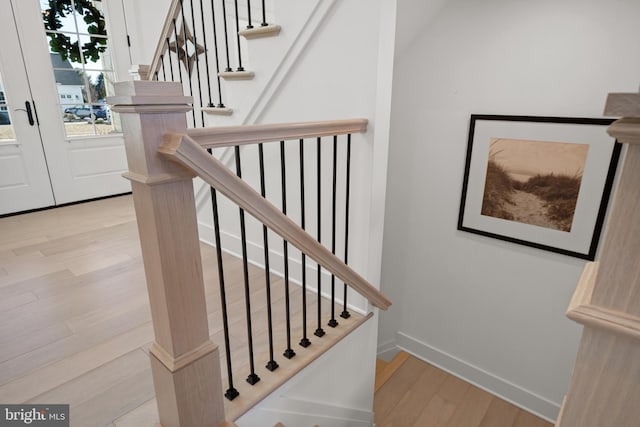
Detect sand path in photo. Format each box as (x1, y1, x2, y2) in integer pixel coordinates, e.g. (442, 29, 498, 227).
(505, 190, 558, 230)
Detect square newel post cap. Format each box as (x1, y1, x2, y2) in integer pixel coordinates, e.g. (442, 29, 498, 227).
(107, 81, 194, 181)
(108, 80, 193, 114)
(603, 92, 640, 145)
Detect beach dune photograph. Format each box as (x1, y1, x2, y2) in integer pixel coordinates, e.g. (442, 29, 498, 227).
(481, 138, 589, 232)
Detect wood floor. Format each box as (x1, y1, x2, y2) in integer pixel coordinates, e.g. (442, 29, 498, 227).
(0, 195, 367, 426)
(374, 352, 554, 427)
(1, 195, 554, 427)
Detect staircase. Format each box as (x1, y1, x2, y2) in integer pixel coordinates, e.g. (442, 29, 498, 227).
(111, 1, 394, 425)
(140, 0, 343, 128)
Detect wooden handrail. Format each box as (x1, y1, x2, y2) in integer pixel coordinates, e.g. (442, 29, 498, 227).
(148, 0, 182, 80)
(186, 119, 368, 148)
(159, 132, 391, 310)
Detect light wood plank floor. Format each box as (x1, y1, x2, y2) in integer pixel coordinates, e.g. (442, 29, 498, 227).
(374, 352, 554, 427)
(0, 195, 363, 426)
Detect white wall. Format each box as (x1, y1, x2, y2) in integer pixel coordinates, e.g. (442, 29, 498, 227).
(122, 0, 171, 66)
(379, 0, 640, 422)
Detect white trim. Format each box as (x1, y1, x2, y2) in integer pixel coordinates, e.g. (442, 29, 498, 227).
(247, 402, 373, 427)
(385, 332, 560, 423)
(364, 0, 397, 288)
(375, 339, 398, 362)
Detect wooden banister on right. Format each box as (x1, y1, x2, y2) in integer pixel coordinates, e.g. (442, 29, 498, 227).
(159, 131, 392, 311)
(558, 92, 640, 426)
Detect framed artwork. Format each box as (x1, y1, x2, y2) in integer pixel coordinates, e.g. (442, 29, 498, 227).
(458, 114, 621, 260)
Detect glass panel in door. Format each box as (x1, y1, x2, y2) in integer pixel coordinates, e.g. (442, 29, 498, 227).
(40, 0, 118, 137)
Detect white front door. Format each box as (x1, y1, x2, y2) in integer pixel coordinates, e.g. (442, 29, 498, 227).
(0, 0, 56, 214)
(0, 0, 131, 215)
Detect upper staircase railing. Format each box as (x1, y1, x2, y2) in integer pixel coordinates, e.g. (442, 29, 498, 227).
(110, 80, 390, 427)
(144, 0, 281, 125)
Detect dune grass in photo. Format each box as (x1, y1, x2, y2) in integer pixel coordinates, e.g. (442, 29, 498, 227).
(481, 158, 515, 221)
(481, 141, 586, 232)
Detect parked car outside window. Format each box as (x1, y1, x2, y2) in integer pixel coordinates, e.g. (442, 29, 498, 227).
(63, 105, 109, 121)
(0, 110, 10, 125)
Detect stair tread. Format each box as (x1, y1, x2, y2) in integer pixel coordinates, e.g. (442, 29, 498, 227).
(202, 106, 234, 116)
(239, 24, 282, 40)
(219, 71, 255, 80)
(374, 351, 410, 392)
(376, 358, 389, 373)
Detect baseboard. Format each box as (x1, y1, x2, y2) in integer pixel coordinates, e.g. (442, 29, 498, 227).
(389, 332, 560, 423)
(375, 340, 399, 362)
(247, 399, 373, 427)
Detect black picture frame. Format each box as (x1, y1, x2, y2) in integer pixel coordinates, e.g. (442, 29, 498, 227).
(458, 114, 621, 260)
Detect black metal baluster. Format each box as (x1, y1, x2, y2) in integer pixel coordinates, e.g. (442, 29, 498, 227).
(160, 54, 167, 81)
(328, 135, 338, 328)
(259, 144, 279, 371)
(299, 139, 311, 348)
(172, 22, 184, 84)
(246, 0, 253, 29)
(280, 141, 296, 358)
(235, 146, 260, 385)
(233, 0, 244, 71)
(189, 0, 205, 127)
(261, 0, 267, 26)
(341, 134, 352, 319)
(179, 0, 196, 127)
(200, 0, 214, 107)
(220, 0, 232, 72)
(165, 38, 175, 81)
(210, 186, 240, 400)
(314, 137, 325, 338)
(208, 0, 225, 107)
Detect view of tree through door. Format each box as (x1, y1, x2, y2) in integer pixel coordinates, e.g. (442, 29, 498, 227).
(41, 0, 118, 137)
(0, 0, 130, 216)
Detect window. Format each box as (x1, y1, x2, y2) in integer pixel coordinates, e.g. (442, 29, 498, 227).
(41, 0, 117, 136)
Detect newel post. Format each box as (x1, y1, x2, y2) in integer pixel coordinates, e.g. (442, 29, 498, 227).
(557, 92, 640, 426)
(109, 81, 224, 427)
